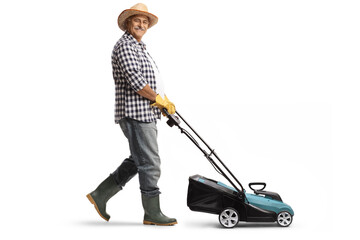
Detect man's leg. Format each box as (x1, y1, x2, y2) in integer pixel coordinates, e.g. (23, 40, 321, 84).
(111, 156, 138, 189)
(86, 174, 120, 221)
(86, 143, 138, 221)
(119, 118, 177, 225)
(119, 118, 161, 196)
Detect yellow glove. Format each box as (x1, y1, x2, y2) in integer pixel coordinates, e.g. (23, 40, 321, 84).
(151, 95, 176, 116)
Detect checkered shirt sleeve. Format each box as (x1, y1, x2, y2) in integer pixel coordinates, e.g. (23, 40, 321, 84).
(111, 32, 161, 123)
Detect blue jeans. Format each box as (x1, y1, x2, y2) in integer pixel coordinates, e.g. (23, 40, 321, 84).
(111, 118, 161, 197)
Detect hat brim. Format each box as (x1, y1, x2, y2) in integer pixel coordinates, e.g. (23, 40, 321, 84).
(117, 9, 158, 31)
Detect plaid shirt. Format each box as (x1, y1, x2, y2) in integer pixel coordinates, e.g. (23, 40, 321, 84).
(112, 31, 161, 123)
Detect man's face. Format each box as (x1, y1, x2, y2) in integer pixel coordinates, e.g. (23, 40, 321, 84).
(127, 15, 150, 42)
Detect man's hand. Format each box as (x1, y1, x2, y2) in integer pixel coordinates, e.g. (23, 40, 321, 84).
(151, 95, 176, 115)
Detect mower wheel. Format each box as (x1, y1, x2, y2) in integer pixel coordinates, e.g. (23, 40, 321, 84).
(277, 211, 293, 227)
(219, 208, 239, 228)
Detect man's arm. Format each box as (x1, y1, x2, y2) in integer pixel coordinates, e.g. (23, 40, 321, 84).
(138, 84, 176, 115)
(137, 84, 157, 102)
(117, 42, 149, 92)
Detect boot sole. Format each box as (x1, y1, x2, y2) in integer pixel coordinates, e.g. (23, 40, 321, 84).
(86, 194, 109, 222)
(143, 220, 178, 226)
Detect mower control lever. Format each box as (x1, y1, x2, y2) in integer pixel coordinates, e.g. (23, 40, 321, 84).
(163, 108, 181, 127)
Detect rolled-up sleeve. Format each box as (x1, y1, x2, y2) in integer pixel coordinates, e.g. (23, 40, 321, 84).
(117, 42, 148, 92)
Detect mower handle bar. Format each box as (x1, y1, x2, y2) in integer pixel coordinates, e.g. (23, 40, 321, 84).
(162, 108, 245, 193)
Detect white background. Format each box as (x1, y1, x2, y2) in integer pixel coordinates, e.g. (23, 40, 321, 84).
(0, 0, 359, 239)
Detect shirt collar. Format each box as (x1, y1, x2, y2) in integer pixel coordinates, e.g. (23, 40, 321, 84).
(124, 31, 146, 50)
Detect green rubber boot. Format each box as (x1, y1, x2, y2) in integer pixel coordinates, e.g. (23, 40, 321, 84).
(86, 175, 120, 221)
(142, 194, 177, 226)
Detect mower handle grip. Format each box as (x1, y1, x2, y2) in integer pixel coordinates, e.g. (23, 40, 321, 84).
(163, 108, 171, 117)
(249, 182, 266, 191)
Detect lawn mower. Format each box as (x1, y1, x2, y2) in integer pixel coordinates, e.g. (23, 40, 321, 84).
(164, 109, 294, 228)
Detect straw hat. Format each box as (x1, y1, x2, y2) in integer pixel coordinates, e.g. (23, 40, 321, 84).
(117, 3, 158, 31)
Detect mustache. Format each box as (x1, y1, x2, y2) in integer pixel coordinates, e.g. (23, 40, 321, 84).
(134, 26, 146, 31)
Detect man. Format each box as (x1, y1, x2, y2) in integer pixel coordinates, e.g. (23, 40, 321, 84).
(86, 3, 177, 226)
